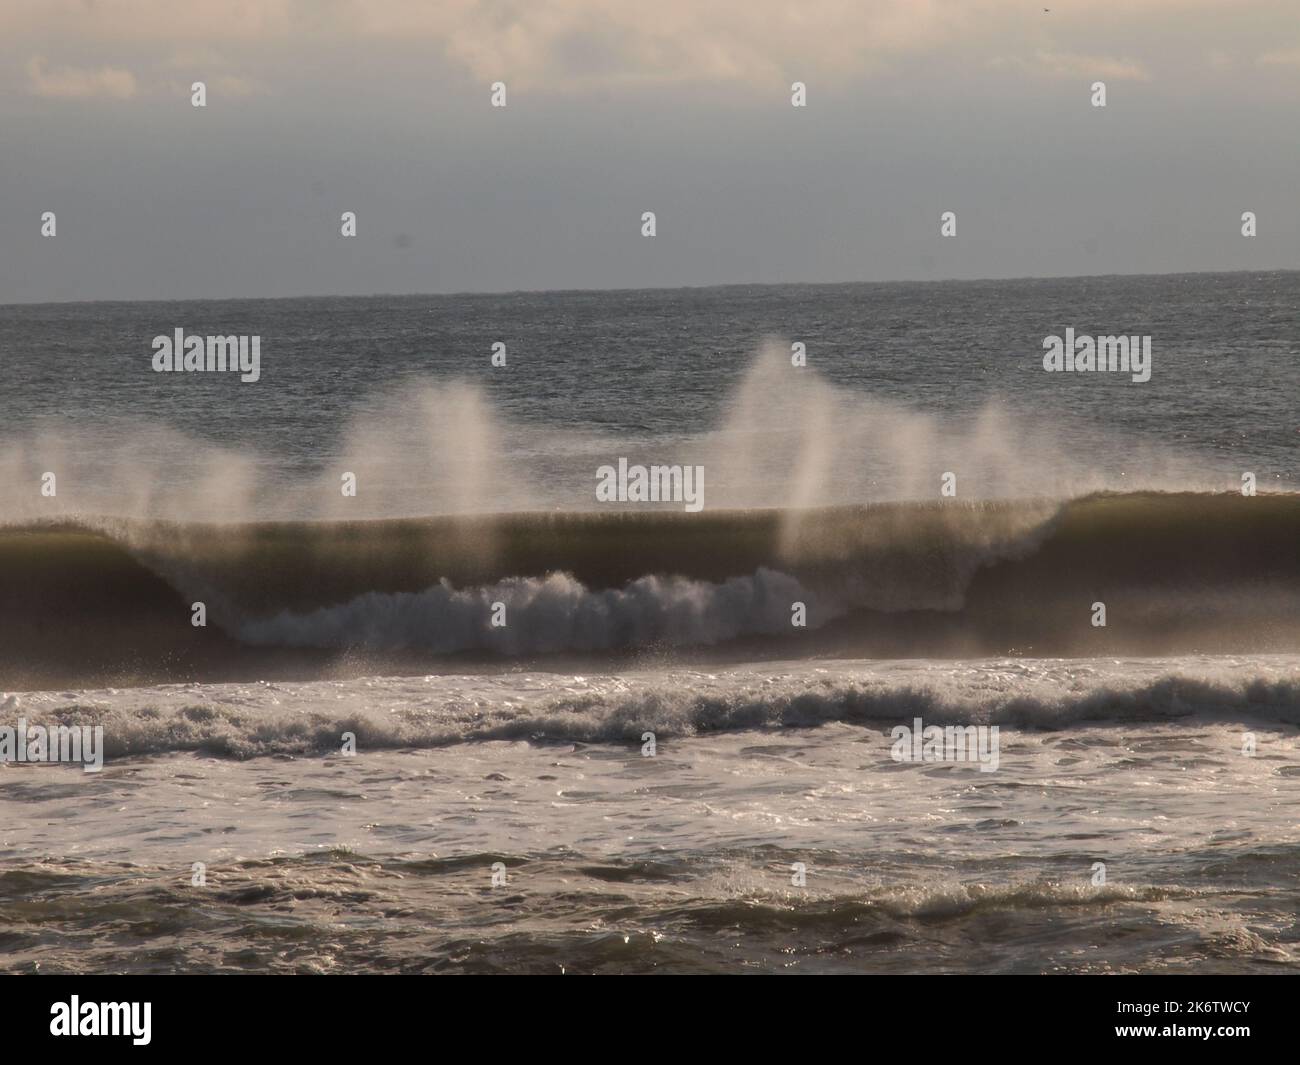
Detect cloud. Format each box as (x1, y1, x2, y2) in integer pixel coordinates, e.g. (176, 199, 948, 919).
(2, 1, 965, 90)
(1, 1, 1293, 96)
(1257, 47, 1300, 67)
(359, 1, 959, 88)
(991, 51, 1153, 82)
(212, 75, 259, 97)
(26, 55, 137, 98)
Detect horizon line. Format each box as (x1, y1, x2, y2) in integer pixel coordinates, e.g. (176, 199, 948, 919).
(3, 265, 1297, 310)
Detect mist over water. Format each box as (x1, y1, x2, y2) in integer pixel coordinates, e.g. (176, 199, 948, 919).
(0, 339, 1264, 528)
(2, 274, 1297, 526)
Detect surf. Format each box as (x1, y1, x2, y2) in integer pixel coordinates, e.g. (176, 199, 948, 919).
(1, 490, 1298, 688)
(5, 654, 1299, 761)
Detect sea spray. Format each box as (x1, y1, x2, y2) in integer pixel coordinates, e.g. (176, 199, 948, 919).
(0, 343, 1233, 527)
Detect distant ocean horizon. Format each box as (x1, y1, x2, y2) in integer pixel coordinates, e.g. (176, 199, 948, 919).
(6, 264, 1300, 307)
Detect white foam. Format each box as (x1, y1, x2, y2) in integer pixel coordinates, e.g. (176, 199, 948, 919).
(239, 567, 823, 653)
(10, 654, 1299, 760)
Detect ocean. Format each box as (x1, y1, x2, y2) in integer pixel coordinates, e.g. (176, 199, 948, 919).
(1, 272, 1298, 973)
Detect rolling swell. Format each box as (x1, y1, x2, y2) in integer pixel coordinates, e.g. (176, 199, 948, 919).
(2, 491, 1298, 688)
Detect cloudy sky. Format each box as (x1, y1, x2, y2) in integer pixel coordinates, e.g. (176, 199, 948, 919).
(2, 0, 1299, 302)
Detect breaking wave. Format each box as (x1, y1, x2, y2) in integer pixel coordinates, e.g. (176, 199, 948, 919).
(7, 664, 1298, 760)
(1, 490, 1298, 686)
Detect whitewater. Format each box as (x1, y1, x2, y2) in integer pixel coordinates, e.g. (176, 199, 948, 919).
(3, 655, 1298, 974)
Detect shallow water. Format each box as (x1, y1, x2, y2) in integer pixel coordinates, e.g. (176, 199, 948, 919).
(3, 656, 1297, 973)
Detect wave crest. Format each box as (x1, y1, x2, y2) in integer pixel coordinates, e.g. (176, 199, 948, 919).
(12, 666, 1299, 761)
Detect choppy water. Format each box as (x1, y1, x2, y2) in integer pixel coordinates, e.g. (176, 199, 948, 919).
(2, 275, 1298, 973)
(3, 656, 1299, 973)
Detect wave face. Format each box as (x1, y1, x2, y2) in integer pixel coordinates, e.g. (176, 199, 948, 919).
(1, 490, 1298, 688)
